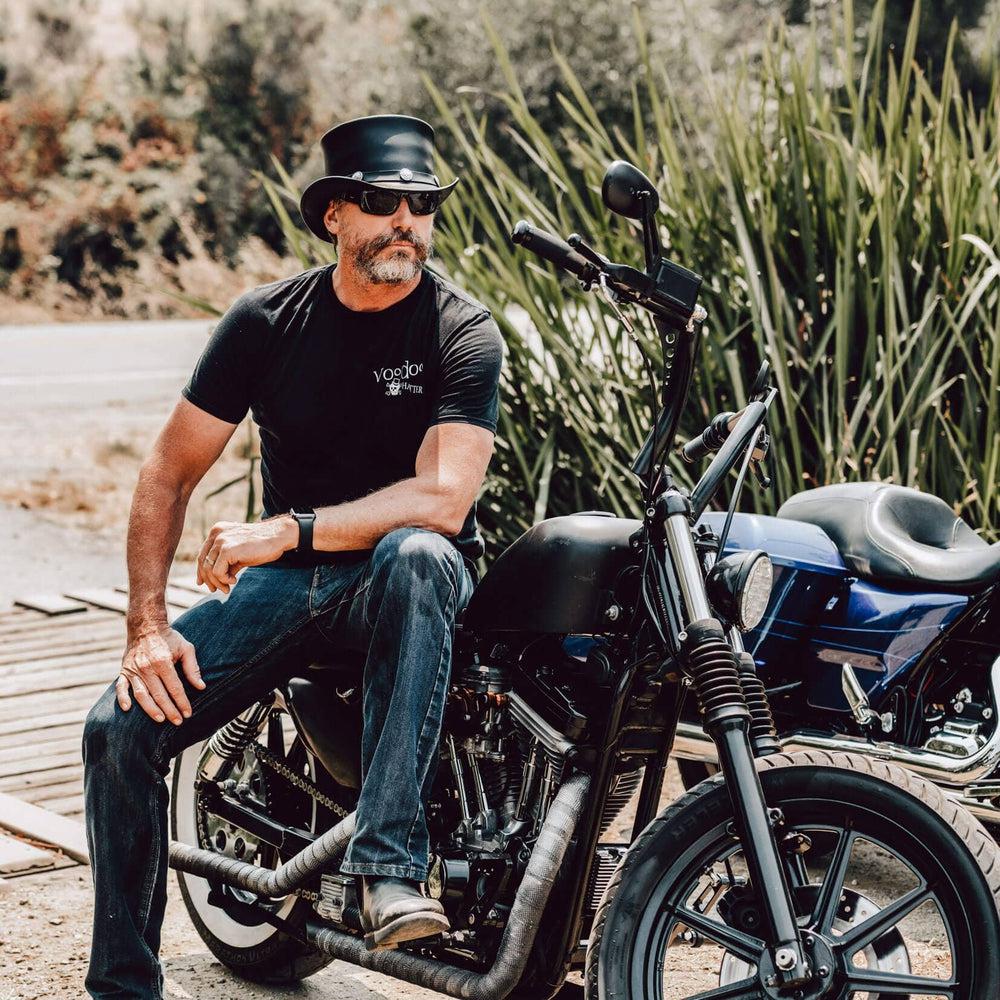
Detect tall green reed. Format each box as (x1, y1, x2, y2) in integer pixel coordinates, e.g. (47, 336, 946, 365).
(263, 0, 1000, 553)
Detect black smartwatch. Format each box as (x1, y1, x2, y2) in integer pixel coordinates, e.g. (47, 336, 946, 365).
(289, 507, 316, 555)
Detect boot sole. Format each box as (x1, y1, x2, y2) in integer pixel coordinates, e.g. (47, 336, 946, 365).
(363, 911, 450, 951)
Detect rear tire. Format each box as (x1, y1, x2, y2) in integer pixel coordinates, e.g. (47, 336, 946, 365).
(170, 711, 354, 985)
(586, 750, 1000, 999)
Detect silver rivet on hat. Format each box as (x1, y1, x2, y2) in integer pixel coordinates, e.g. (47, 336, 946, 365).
(351, 170, 363, 180)
(399, 168, 413, 181)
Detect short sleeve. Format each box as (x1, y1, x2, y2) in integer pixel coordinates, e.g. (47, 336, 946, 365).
(431, 313, 504, 433)
(181, 293, 264, 424)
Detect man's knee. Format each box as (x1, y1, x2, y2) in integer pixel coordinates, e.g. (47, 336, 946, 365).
(375, 527, 462, 583)
(83, 687, 160, 773)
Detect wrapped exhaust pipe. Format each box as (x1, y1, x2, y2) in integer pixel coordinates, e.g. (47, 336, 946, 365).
(306, 772, 590, 1000)
(169, 812, 356, 896)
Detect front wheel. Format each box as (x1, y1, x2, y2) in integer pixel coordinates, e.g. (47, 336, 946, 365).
(586, 750, 1000, 999)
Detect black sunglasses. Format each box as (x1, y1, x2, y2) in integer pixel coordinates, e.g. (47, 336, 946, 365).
(343, 187, 442, 217)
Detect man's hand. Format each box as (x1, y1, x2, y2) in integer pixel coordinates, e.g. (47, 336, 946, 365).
(196, 518, 297, 593)
(117, 624, 206, 725)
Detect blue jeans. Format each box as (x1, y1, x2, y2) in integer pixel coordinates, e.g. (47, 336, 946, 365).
(82, 526, 475, 1000)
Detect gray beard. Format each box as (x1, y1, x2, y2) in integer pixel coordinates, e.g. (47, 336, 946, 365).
(358, 248, 425, 285)
(349, 229, 433, 285)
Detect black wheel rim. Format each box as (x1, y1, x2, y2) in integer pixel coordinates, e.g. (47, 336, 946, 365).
(632, 796, 975, 999)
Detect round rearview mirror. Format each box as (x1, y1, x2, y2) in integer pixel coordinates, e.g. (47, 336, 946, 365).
(601, 160, 660, 220)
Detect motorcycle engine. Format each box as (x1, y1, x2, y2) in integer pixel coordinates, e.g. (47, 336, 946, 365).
(423, 638, 642, 943)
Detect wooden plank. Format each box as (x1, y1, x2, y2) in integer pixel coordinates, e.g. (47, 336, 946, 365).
(0, 791, 89, 863)
(0, 832, 55, 874)
(0, 752, 83, 780)
(0, 653, 120, 691)
(12, 594, 89, 616)
(0, 736, 83, 766)
(0, 608, 118, 639)
(168, 575, 204, 594)
(38, 793, 84, 817)
(114, 585, 204, 610)
(0, 661, 119, 700)
(0, 620, 125, 657)
(0, 708, 88, 738)
(0, 638, 122, 671)
(0, 765, 82, 793)
(64, 589, 130, 615)
(0, 683, 110, 723)
(23, 778, 85, 804)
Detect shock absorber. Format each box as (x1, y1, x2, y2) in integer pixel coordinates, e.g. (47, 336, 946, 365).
(199, 698, 274, 783)
(737, 651, 780, 756)
(680, 620, 749, 728)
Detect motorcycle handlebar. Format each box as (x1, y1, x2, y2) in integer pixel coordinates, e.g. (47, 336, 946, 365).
(681, 411, 737, 464)
(511, 221, 599, 283)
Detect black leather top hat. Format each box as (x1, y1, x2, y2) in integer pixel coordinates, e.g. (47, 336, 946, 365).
(299, 114, 459, 243)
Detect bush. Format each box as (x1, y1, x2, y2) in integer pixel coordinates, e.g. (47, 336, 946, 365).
(270, 1, 1000, 553)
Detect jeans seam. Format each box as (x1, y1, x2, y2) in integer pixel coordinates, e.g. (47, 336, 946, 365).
(402, 575, 457, 863)
(136, 792, 162, 987)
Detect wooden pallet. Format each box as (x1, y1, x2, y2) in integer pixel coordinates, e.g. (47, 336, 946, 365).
(0, 580, 207, 824)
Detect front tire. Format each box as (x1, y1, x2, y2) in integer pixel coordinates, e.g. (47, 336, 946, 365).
(586, 750, 1000, 999)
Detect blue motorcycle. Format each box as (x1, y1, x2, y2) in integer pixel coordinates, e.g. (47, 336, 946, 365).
(675, 435, 1000, 829)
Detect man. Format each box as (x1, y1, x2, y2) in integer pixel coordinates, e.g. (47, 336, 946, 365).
(82, 114, 503, 998)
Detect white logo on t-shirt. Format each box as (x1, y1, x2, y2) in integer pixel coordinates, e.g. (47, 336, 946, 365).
(374, 360, 424, 397)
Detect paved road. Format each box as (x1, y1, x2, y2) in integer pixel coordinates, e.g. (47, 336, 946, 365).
(0, 319, 212, 415)
(0, 320, 215, 608)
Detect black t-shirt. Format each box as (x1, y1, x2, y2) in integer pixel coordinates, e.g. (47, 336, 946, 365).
(181, 263, 503, 562)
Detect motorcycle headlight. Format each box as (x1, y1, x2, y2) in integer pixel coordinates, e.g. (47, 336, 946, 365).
(705, 550, 773, 631)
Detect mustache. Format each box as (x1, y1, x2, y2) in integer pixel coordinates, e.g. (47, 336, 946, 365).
(367, 228, 429, 255)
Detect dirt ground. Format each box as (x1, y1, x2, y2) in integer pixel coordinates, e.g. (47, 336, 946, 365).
(0, 762, 957, 1000)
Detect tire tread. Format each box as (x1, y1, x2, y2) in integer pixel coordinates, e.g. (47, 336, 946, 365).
(584, 749, 1000, 998)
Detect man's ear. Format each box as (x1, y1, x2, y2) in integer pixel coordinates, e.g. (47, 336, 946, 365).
(323, 199, 341, 240)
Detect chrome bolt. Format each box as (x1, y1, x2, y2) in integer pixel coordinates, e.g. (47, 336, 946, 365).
(818, 965, 830, 977)
(764, 975, 777, 987)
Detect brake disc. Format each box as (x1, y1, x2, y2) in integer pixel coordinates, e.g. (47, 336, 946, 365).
(718, 886, 911, 988)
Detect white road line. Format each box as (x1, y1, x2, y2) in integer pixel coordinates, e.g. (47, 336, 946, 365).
(0, 369, 191, 386)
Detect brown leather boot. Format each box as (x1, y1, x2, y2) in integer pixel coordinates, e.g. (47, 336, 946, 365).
(359, 876, 450, 950)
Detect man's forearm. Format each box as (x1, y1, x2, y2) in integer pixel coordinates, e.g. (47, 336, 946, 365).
(277, 477, 462, 555)
(125, 469, 190, 637)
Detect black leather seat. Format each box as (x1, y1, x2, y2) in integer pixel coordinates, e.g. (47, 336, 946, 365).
(776, 482, 1000, 593)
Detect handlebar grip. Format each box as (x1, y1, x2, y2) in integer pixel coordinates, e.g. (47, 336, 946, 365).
(511, 221, 596, 281)
(681, 411, 736, 464)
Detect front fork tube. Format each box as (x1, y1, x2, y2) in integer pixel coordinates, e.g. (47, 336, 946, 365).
(663, 511, 810, 986)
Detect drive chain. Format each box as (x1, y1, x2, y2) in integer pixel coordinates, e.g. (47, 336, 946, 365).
(252, 743, 350, 820)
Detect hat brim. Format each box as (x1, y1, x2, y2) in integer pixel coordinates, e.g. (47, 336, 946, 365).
(299, 176, 459, 243)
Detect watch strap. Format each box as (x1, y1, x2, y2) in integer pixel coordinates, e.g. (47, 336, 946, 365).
(289, 507, 316, 555)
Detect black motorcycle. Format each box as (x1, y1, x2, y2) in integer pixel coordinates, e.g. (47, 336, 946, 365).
(168, 160, 1000, 999)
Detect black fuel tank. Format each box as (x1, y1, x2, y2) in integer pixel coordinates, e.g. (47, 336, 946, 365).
(463, 513, 641, 634)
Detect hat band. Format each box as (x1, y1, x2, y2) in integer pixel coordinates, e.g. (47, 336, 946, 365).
(349, 169, 441, 187)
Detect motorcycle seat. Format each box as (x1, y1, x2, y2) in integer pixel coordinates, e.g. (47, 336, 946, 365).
(776, 482, 1000, 593)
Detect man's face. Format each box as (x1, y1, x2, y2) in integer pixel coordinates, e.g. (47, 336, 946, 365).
(324, 194, 435, 285)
